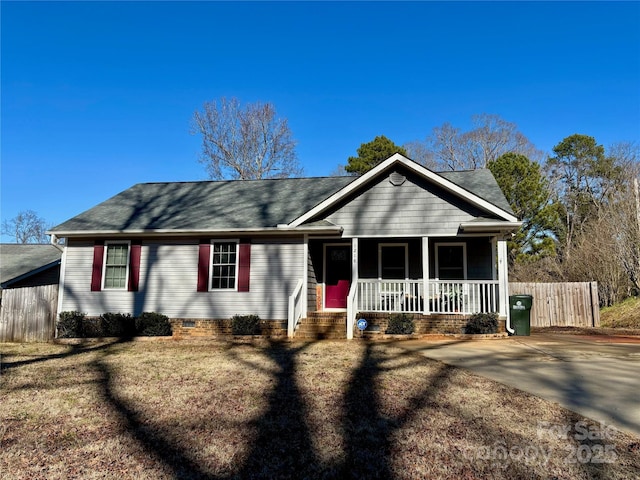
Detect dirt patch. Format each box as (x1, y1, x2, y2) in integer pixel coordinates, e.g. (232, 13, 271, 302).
(533, 326, 640, 337)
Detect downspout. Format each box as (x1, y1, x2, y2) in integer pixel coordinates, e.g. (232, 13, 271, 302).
(506, 300, 515, 335)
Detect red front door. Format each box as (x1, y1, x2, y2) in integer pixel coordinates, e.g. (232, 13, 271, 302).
(325, 245, 351, 309)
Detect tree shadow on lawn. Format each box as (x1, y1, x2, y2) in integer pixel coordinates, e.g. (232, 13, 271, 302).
(390, 340, 627, 479)
(230, 340, 323, 479)
(5, 338, 630, 478)
(224, 339, 552, 479)
(0, 339, 121, 373)
(89, 339, 214, 480)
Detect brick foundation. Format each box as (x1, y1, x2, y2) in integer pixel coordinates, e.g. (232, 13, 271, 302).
(168, 314, 505, 339)
(170, 318, 287, 338)
(353, 312, 506, 338)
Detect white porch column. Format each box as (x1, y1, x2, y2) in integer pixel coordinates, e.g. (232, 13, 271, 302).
(347, 238, 358, 340)
(497, 239, 514, 333)
(302, 234, 309, 317)
(422, 236, 429, 315)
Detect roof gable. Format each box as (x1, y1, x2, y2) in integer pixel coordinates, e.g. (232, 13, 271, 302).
(288, 154, 518, 227)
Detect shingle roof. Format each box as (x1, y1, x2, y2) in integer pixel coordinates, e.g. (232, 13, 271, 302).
(50, 166, 513, 234)
(439, 169, 513, 213)
(50, 177, 356, 233)
(0, 244, 62, 287)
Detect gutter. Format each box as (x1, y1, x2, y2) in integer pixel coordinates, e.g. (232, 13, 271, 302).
(46, 225, 344, 239)
(459, 221, 523, 233)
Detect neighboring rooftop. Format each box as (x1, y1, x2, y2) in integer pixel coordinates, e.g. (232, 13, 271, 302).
(0, 244, 62, 288)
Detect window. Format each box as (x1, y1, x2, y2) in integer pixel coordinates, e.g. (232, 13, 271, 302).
(435, 243, 467, 280)
(211, 241, 238, 289)
(103, 242, 130, 289)
(379, 244, 408, 279)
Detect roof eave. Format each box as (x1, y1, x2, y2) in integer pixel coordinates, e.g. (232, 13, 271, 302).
(459, 221, 523, 233)
(48, 225, 344, 238)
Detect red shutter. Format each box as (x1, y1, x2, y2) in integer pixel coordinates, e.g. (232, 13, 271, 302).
(238, 239, 251, 292)
(128, 240, 142, 292)
(197, 240, 211, 292)
(91, 241, 105, 291)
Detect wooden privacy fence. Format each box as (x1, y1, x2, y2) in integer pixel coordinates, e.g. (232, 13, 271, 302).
(509, 282, 600, 328)
(0, 285, 58, 342)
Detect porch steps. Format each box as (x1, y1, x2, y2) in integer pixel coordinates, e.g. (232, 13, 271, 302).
(294, 312, 347, 340)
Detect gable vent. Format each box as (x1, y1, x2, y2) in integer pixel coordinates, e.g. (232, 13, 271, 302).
(389, 172, 406, 186)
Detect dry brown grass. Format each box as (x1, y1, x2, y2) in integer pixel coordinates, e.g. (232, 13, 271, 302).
(601, 296, 640, 330)
(1, 339, 639, 479)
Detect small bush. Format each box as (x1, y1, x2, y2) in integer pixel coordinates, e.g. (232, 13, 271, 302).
(386, 313, 415, 335)
(135, 312, 172, 336)
(57, 311, 87, 338)
(465, 312, 498, 334)
(231, 314, 261, 335)
(81, 317, 104, 338)
(100, 312, 136, 337)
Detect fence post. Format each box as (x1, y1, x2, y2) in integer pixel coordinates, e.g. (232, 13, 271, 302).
(590, 281, 600, 327)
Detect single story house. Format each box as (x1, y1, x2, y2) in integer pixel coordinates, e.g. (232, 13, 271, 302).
(0, 244, 62, 289)
(49, 154, 521, 338)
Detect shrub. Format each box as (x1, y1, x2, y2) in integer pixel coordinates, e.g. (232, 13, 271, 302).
(57, 311, 87, 338)
(231, 314, 261, 335)
(386, 313, 415, 335)
(100, 312, 136, 337)
(465, 312, 498, 334)
(135, 312, 172, 336)
(81, 317, 104, 338)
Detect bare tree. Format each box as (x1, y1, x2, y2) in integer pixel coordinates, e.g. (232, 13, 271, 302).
(606, 153, 640, 295)
(2, 210, 51, 244)
(401, 139, 438, 170)
(405, 114, 543, 171)
(546, 135, 630, 256)
(192, 97, 302, 180)
(559, 150, 640, 303)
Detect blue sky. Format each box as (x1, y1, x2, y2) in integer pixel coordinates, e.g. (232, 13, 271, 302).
(2, 1, 639, 241)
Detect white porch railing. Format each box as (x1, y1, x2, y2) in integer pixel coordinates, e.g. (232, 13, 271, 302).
(287, 279, 304, 337)
(357, 280, 424, 313)
(428, 280, 499, 314)
(355, 279, 499, 315)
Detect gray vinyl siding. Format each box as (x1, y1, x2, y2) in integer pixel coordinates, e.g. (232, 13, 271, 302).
(60, 238, 304, 320)
(307, 246, 317, 311)
(323, 170, 489, 237)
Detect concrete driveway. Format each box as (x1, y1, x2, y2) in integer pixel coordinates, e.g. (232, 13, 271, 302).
(399, 334, 640, 437)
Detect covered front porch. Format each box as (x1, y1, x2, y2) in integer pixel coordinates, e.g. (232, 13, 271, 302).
(288, 236, 511, 339)
(355, 278, 499, 315)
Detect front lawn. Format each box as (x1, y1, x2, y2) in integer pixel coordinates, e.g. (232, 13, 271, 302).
(1, 339, 638, 479)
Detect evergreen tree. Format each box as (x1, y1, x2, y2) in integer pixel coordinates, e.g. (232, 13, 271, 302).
(345, 135, 408, 175)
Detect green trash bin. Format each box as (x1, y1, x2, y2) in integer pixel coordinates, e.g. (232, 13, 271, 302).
(509, 295, 533, 336)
